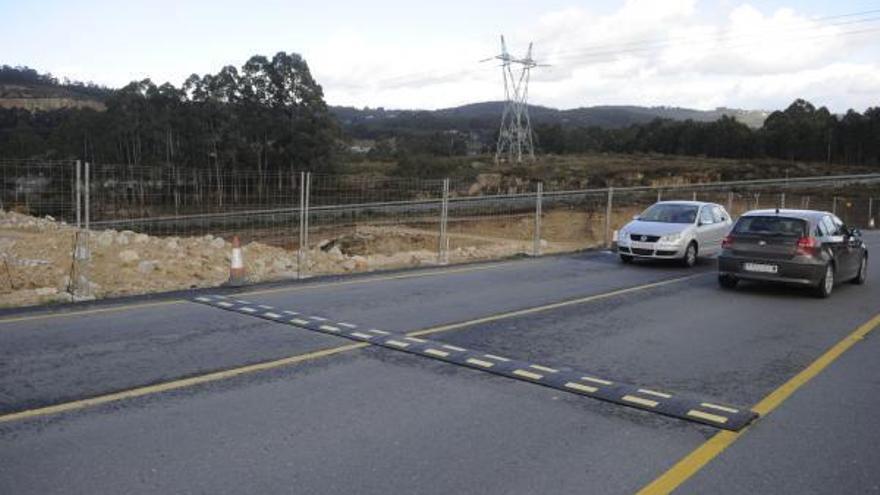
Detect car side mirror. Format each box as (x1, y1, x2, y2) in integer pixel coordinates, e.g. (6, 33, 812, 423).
(849, 228, 861, 237)
(633, 215, 640, 220)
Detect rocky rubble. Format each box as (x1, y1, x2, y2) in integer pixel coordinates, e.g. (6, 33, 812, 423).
(0, 210, 535, 309)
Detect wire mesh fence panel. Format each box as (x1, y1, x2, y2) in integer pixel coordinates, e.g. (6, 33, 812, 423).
(0, 159, 81, 298)
(539, 189, 610, 253)
(0, 159, 79, 223)
(305, 174, 446, 276)
(441, 179, 539, 262)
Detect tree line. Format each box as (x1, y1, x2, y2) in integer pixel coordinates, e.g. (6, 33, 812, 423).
(534, 99, 880, 166)
(0, 54, 338, 175)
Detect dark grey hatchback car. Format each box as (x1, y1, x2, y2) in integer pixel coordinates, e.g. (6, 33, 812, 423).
(718, 209, 868, 297)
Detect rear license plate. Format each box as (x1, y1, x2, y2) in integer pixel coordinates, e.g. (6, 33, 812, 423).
(743, 262, 778, 274)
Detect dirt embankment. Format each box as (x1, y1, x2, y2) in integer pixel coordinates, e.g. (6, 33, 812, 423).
(2, 210, 574, 309)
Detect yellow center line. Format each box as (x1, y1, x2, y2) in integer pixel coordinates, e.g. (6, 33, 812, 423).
(407, 274, 702, 338)
(0, 272, 699, 424)
(0, 343, 367, 424)
(637, 311, 880, 495)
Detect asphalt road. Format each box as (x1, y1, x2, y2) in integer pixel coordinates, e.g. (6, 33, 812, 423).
(1, 233, 879, 494)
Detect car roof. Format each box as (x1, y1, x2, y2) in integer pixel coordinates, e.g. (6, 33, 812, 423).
(654, 200, 716, 207)
(741, 209, 830, 222)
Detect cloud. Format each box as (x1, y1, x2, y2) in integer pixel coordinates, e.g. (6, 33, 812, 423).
(309, 1, 879, 112)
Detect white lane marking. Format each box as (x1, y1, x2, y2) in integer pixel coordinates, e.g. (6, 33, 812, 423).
(240, 307, 256, 313)
(700, 402, 739, 414)
(310, 316, 328, 322)
(319, 325, 340, 332)
(638, 388, 672, 399)
(338, 323, 358, 329)
(368, 329, 390, 335)
(484, 354, 510, 362)
(218, 302, 233, 307)
(258, 305, 273, 310)
(512, 369, 543, 380)
(282, 310, 299, 315)
(264, 312, 282, 319)
(441, 345, 466, 352)
(291, 318, 310, 325)
(687, 410, 729, 424)
(424, 348, 450, 358)
(351, 332, 374, 339)
(195, 297, 211, 302)
(405, 337, 427, 343)
(581, 376, 613, 386)
(466, 358, 494, 368)
(386, 340, 410, 348)
(530, 364, 558, 373)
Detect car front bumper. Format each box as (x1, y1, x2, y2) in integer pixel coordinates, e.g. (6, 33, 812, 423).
(618, 240, 687, 259)
(718, 255, 826, 286)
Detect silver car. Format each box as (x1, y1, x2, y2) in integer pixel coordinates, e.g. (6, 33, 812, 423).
(617, 201, 733, 267)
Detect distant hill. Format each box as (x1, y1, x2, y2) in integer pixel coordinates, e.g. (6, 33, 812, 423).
(0, 65, 109, 112)
(331, 102, 769, 137)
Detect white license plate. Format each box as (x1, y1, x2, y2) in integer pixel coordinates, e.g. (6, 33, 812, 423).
(743, 262, 778, 274)
(631, 241, 653, 249)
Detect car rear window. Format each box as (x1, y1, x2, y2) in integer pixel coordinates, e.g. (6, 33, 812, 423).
(733, 216, 807, 236)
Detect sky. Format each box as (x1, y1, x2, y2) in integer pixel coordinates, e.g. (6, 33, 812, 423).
(1, 0, 878, 112)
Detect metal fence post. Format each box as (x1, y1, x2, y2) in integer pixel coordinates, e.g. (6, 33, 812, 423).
(833, 196, 838, 215)
(869, 197, 874, 228)
(75, 160, 82, 228)
(727, 191, 734, 215)
(438, 178, 449, 264)
(84, 162, 90, 231)
(604, 186, 614, 249)
(657, 189, 662, 202)
(779, 192, 786, 209)
(533, 182, 543, 256)
(692, 191, 697, 201)
(297, 172, 310, 278)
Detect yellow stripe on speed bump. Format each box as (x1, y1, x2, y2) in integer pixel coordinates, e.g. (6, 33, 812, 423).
(512, 369, 543, 380)
(466, 358, 494, 368)
(565, 382, 598, 393)
(622, 395, 659, 408)
(686, 409, 729, 424)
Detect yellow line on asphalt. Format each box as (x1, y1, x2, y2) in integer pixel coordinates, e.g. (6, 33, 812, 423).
(0, 343, 367, 424)
(0, 272, 698, 424)
(407, 274, 702, 338)
(0, 260, 521, 325)
(637, 311, 880, 495)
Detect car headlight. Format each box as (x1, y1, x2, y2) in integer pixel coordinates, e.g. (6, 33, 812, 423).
(660, 233, 682, 243)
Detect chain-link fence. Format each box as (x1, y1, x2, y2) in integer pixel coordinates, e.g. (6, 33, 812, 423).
(1, 158, 879, 306)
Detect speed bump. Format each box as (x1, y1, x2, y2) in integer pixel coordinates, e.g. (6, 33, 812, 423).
(192, 294, 758, 431)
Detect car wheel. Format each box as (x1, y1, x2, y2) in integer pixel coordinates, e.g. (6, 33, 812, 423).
(680, 242, 697, 268)
(718, 275, 738, 289)
(814, 263, 835, 298)
(851, 255, 867, 285)
(620, 254, 633, 264)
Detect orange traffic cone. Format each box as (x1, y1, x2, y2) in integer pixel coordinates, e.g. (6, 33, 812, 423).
(224, 235, 247, 287)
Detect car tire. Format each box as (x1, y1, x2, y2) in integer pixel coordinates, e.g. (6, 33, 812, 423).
(718, 275, 738, 289)
(620, 254, 633, 264)
(680, 242, 697, 268)
(814, 263, 835, 298)
(851, 255, 867, 285)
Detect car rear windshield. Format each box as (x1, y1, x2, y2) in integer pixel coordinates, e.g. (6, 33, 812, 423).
(638, 204, 699, 224)
(733, 216, 807, 236)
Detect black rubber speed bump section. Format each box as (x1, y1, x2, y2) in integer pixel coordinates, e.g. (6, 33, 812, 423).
(192, 295, 758, 431)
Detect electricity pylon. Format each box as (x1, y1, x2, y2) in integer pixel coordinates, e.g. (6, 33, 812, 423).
(483, 35, 544, 163)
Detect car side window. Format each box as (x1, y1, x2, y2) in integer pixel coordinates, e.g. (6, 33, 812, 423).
(710, 206, 726, 223)
(831, 215, 847, 235)
(821, 216, 838, 237)
(815, 218, 827, 236)
(699, 207, 715, 225)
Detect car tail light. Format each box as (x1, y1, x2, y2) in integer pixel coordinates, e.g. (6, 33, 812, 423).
(796, 236, 819, 256)
(721, 235, 733, 249)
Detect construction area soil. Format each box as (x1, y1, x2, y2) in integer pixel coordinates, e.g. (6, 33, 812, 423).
(0, 208, 613, 309)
